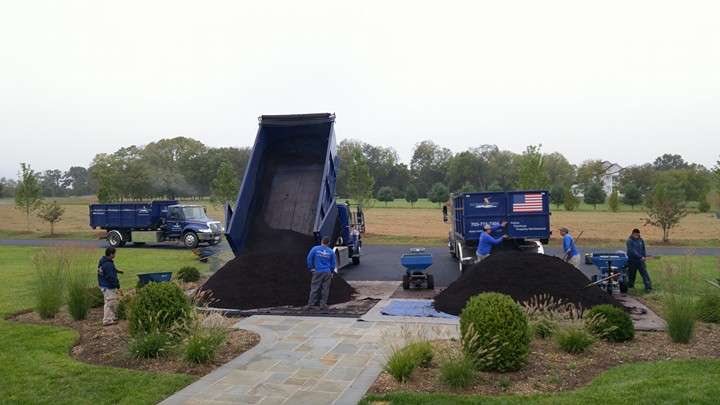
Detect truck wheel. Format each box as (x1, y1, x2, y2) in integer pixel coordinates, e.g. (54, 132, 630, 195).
(183, 232, 199, 249)
(352, 256, 360, 265)
(402, 274, 410, 290)
(427, 274, 435, 290)
(107, 230, 123, 247)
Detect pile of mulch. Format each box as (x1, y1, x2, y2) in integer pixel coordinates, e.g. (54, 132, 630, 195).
(8, 307, 260, 376)
(434, 252, 621, 315)
(199, 229, 355, 310)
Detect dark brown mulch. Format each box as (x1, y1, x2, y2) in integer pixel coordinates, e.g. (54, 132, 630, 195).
(370, 324, 720, 396)
(9, 307, 260, 376)
(434, 252, 622, 315)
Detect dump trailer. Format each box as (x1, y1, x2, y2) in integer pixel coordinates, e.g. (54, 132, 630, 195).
(448, 190, 551, 271)
(90, 200, 223, 248)
(224, 113, 361, 267)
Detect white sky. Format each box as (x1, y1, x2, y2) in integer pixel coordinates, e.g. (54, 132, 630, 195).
(1, 0, 719, 178)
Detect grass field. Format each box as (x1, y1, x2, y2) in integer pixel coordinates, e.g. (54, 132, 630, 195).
(0, 246, 207, 404)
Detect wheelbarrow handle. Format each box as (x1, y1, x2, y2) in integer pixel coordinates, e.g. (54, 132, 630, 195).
(584, 272, 620, 288)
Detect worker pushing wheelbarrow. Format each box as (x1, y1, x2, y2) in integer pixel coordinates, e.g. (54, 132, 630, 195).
(587, 252, 629, 295)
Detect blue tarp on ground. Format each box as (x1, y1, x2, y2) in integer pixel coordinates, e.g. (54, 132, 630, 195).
(380, 299, 458, 319)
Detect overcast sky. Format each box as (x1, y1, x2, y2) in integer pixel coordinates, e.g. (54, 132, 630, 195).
(1, 0, 719, 178)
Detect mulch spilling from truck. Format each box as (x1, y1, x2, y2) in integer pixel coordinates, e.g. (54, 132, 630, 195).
(434, 252, 621, 315)
(199, 229, 355, 310)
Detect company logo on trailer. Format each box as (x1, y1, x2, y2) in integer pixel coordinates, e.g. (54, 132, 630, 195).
(472, 197, 498, 209)
(512, 193, 544, 212)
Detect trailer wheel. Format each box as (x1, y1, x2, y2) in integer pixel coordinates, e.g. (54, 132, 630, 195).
(107, 230, 123, 247)
(402, 274, 410, 290)
(183, 232, 199, 249)
(426, 274, 435, 290)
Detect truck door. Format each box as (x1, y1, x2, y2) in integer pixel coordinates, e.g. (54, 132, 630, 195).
(166, 207, 184, 237)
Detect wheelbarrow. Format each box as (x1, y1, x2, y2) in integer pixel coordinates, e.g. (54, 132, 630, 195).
(400, 248, 434, 290)
(589, 252, 629, 295)
(136, 271, 173, 287)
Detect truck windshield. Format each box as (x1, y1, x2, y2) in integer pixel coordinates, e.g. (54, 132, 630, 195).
(182, 207, 208, 220)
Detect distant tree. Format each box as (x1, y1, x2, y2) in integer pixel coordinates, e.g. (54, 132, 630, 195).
(37, 200, 65, 236)
(459, 182, 475, 193)
(347, 149, 375, 207)
(563, 188, 579, 211)
(698, 196, 710, 213)
(608, 190, 620, 212)
(410, 140, 452, 196)
(210, 162, 239, 207)
(486, 181, 503, 192)
(516, 144, 550, 189)
(445, 151, 485, 192)
(653, 154, 689, 171)
(40, 169, 65, 197)
(376, 186, 394, 206)
(550, 184, 565, 209)
(404, 184, 419, 208)
(543, 152, 576, 188)
(713, 158, 720, 190)
(644, 183, 688, 242)
(576, 160, 607, 188)
(584, 182, 607, 209)
(618, 164, 657, 194)
(61, 166, 90, 196)
(15, 163, 43, 231)
(621, 183, 643, 209)
(427, 183, 449, 207)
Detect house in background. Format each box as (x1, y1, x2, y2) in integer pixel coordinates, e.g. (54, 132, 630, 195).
(600, 161, 623, 195)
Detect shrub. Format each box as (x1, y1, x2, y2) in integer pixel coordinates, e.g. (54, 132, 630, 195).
(585, 304, 635, 342)
(460, 293, 531, 372)
(532, 319, 556, 339)
(87, 287, 105, 308)
(116, 294, 133, 321)
(128, 282, 191, 336)
(439, 354, 476, 389)
(66, 270, 92, 321)
(555, 326, 594, 354)
(32, 249, 66, 319)
(664, 294, 696, 343)
(405, 341, 433, 367)
(696, 293, 720, 323)
(177, 266, 201, 283)
(129, 331, 173, 358)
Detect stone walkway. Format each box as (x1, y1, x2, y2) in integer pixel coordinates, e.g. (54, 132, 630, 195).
(161, 315, 458, 405)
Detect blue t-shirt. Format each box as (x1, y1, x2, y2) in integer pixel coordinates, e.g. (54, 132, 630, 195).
(563, 234, 578, 257)
(306, 245, 337, 273)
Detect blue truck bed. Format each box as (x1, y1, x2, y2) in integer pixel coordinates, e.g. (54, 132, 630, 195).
(90, 200, 178, 230)
(224, 113, 339, 256)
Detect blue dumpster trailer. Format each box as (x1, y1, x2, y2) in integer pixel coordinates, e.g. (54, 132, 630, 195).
(89, 200, 223, 248)
(448, 190, 551, 271)
(223, 113, 362, 268)
(400, 248, 434, 289)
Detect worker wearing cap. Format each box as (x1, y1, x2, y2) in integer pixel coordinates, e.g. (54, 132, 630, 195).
(626, 228, 652, 292)
(475, 221, 508, 262)
(559, 228, 580, 268)
(306, 236, 337, 311)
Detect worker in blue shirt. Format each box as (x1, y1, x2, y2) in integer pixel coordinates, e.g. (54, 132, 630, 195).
(97, 247, 124, 326)
(559, 227, 580, 268)
(626, 228, 652, 291)
(476, 221, 508, 262)
(305, 236, 337, 311)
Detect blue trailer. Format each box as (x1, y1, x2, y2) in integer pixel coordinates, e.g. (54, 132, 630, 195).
(90, 200, 223, 248)
(223, 113, 362, 267)
(448, 190, 551, 271)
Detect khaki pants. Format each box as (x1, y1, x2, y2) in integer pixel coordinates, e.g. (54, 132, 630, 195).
(101, 287, 118, 324)
(568, 255, 581, 269)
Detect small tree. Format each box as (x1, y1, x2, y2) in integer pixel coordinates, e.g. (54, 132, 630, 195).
(347, 149, 375, 207)
(698, 195, 710, 213)
(459, 182, 475, 193)
(550, 184, 565, 209)
(210, 162, 239, 207)
(404, 184, 419, 208)
(644, 183, 687, 242)
(621, 183, 643, 209)
(563, 188, 579, 211)
(377, 186, 394, 206)
(584, 182, 607, 209)
(608, 190, 620, 212)
(15, 163, 43, 231)
(428, 183, 449, 207)
(37, 201, 65, 236)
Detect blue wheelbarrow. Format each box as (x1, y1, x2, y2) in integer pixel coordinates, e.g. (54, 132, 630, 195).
(588, 252, 629, 295)
(400, 248, 434, 290)
(136, 271, 173, 287)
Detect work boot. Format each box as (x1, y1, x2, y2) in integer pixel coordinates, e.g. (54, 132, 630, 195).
(319, 304, 329, 313)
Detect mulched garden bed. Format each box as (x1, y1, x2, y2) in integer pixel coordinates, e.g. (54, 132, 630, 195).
(8, 307, 260, 376)
(369, 323, 720, 396)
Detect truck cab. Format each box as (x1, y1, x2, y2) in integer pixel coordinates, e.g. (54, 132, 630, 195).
(161, 205, 224, 248)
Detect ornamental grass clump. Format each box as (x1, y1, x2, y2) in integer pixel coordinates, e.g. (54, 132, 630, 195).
(32, 248, 67, 319)
(555, 326, 595, 354)
(585, 304, 634, 342)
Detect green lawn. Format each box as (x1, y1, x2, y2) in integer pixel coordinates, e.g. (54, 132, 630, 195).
(0, 246, 208, 404)
(361, 359, 720, 405)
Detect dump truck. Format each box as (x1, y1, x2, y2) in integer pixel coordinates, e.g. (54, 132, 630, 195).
(90, 200, 223, 248)
(223, 113, 362, 267)
(448, 190, 551, 271)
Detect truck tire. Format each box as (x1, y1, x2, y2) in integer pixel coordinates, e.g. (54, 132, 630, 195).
(352, 256, 360, 265)
(107, 230, 123, 247)
(426, 274, 435, 290)
(183, 232, 199, 249)
(402, 274, 410, 290)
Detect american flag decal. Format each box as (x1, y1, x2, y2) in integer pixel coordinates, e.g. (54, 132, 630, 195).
(512, 193, 543, 212)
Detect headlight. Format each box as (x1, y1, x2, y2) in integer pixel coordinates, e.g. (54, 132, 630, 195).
(198, 228, 212, 233)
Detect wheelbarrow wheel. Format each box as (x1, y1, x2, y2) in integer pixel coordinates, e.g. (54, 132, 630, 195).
(402, 274, 410, 290)
(426, 274, 435, 290)
(619, 281, 628, 293)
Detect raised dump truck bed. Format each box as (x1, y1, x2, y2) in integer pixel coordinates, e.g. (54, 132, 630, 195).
(225, 113, 340, 256)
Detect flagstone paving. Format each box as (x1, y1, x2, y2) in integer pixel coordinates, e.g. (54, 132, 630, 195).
(160, 315, 458, 405)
